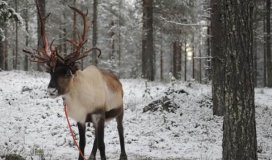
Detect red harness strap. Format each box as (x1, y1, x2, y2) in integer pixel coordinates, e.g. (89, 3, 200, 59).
(64, 104, 87, 160)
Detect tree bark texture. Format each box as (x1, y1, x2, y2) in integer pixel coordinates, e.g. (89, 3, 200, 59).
(4, 30, 8, 70)
(92, 0, 98, 66)
(173, 41, 181, 79)
(206, 26, 211, 81)
(0, 22, 5, 69)
(0, 40, 3, 70)
(73, 0, 77, 42)
(199, 48, 202, 83)
(142, 0, 154, 81)
(266, 0, 272, 87)
(184, 38, 187, 81)
(192, 43, 195, 79)
(160, 33, 163, 81)
(36, 0, 46, 71)
(15, 0, 18, 69)
(222, 0, 257, 160)
(264, 16, 267, 86)
(211, 0, 225, 116)
(24, 7, 29, 71)
(118, 0, 122, 66)
(63, 12, 67, 55)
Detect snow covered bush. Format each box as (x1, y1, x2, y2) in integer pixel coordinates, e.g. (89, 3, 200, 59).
(0, 1, 23, 41)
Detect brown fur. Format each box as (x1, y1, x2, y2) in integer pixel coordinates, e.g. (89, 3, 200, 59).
(85, 107, 123, 122)
(62, 65, 123, 123)
(101, 70, 124, 97)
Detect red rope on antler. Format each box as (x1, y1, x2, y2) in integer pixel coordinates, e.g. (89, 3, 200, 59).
(64, 104, 87, 160)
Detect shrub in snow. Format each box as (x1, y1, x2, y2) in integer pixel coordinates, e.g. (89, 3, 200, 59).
(1, 154, 25, 160)
(143, 88, 189, 113)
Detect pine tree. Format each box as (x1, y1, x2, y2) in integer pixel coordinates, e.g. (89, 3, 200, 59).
(142, 0, 154, 81)
(211, 0, 225, 116)
(222, 0, 257, 159)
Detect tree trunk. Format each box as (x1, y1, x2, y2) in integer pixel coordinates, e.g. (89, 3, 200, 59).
(264, 15, 267, 86)
(184, 38, 187, 81)
(63, 12, 67, 55)
(0, 22, 6, 69)
(173, 41, 181, 79)
(266, 0, 272, 87)
(142, 0, 154, 81)
(118, 0, 122, 66)
(211, 0, 225, 116)
(206, 26, 211, 81)
(15, 0, 18, 70)
(110, 21, 115, 60)
(91, 0, 98, 66)
(0, 39, 3, 70)
(160, 42, 163, 81)
(192, 38, 195, 80)
(173, 42, 177, 78)
(222, 0, 257, 159)
(36, 0, 46, 71)
(253, 29, 257, 87)
(199, 48, 202, 83)
(253, 3, 258, 87)
(73, 0, 77, 45)
(12, 48, 15, 69)
(4, 31, 8, 70)
(24, 6, 29, 71)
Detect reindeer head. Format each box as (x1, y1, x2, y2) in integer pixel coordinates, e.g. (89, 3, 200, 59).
(23, 1, 101, 97)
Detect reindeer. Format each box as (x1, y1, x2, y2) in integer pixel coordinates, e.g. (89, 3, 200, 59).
(23, 2, 127, 160)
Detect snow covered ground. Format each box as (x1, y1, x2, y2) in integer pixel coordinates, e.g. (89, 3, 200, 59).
(0, 71, 271, 160)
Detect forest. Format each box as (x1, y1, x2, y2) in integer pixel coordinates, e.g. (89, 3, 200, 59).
(0, 0, 271, 160)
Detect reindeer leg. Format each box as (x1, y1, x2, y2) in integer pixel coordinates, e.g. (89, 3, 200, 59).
(116, 109, 127, 160)
(90, 113, 106, 160)
(89, 137, 97, 160)
(77, 122, 86, 160)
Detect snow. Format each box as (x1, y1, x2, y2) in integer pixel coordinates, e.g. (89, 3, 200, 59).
(0, 71, 271, 160)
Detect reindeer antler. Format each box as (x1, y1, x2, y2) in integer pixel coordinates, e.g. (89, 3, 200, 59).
(22, 0, 61, 68)
(23, 3, 101, 70)
(65, 6, 101, 65)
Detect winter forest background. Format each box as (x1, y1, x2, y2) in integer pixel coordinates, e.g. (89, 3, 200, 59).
(1, 0, 214, 82)
(0, 0, 272, 160)
(0, 0, 270, 86)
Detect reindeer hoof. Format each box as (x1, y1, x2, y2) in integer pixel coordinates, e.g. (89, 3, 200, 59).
(120, 154, 128, 160)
